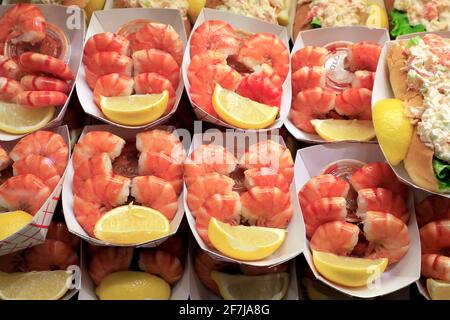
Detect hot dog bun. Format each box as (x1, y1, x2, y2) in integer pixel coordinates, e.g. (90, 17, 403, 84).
(293, 2, 311, 40)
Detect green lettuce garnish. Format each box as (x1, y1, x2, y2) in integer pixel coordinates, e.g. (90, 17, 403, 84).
(311, 17, 321, 29)
(433, 157, 450, 192)
(390, 9, 426, 37)
(405, 36, 421, 49)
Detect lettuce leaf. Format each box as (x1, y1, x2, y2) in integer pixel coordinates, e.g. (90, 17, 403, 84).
(390, 9, 426, 37)
(311, 17, 321, 29)
(433, 157, 450, 192)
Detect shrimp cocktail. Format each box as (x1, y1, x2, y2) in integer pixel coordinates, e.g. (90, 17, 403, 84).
(0, 4, 77, 135)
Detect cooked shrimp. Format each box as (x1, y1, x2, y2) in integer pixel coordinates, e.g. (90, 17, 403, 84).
(84, 52, 133, 78)
(243, 167, 289, 192)
(334, 88, 372, 120)
(16, 91, 68, 108)
(420, 220, 450, 255)
(0, 174, 51, 215)
(310, 221, 360, 256)
(47, 221, 80, 251)
(19, 52, 74, 81)
(116, 19, 152, 46)
(0, 146, 11, 171)
(349, 162, 407, 198)
(83, 32, 130, 58)
(136, 129, 185, 164)
(190, 20, 240, 58)
(134, 22, 183, 65)
(0, 77, 23, 102)
(291, 46, 329, 73)
(20, 75, 71, 93)
(131, 175, 178, 221)
(351, 70, 375, 90)
(290, 87, 336, 133)
(421, 254, 450, 281)
(157, 236, 186, 263)
(0, 4, 45, 45)
(236, 72, 282, 109)
(0, 252, 24, 273)
(134, 73, 176, 113)
(138, 249, 184, 284)
(88, 246, 133, 285)
(23, 239, 79, 271)
(240, 186, 292, 228)
(12, 154, 60, 190)
(416, 195, 450, 228)
(362, 211, 410, 265)
(187, 50, 227, 80)
(132, 49, 180, 87)
(357, 188, 409, 223)
(298, 174, 349, 209)
(93, 73, 134, 106)
(302, 197, 347, 238)
(240, 262, 289, 275)
(188, 63, 242, 117)
(73, 195, 106, 237)
(239, 140, 294, 184)
(186, 172, 234, 216)
(237, 33, 289, 82)
(195, 250, 235, 296)
(195, 192, 241, 245)
(9, 130, 68, 176)
(347, 42, 382, 72)
(292, 66, 326, 96)
(0, 55, 22, 80)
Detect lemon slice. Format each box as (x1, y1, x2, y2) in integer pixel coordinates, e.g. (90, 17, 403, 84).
(312, 250, 388, 287)
(99, 92, 169, 126)
(208, 217, 286, 261)
(366, 3, 389, 29)
(93, 204, 170, 245)
(96, 271, 171, 300)
(0, 271, 72, 300)
(211, 271, 289, 300)
(188, 0, 206, 21)
(212, 84, 278, 129)
(0, 211, 33, 241)
(0, 101, 54, 134)
(372, 98, 413, 165)
(84, 0, 106, 21)
(311, 119, 375, 141)
(427, 278, 450, 300)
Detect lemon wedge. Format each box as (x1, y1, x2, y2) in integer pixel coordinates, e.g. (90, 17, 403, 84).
(366, 3, 389, 29)
(312, 250, 388, 287)
(0, 211, 33, 241)
(208, 217, 286, 261)
(311, 119, 375, 141)
(427, 278, 450, 300)
(99, 92, 169, 126)
(96, 271, 171, 300)
(188, 0, 206, 21)
(372, 98, 413, 165)
(93, 204, 170, 245)
(0, 102, 54, 134)
(84, 0, 106, 21)
(211, 271, 289, 300)
(0, 271, 72, 300)
(212, 84, 278, 129)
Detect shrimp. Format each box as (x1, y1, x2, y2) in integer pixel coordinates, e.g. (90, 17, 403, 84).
(310, 221, 360, 256)
(93, 73, 134, 106)
(420, 220, 450, 255)
(0, 55, 22, 80)
(291, 66, 326, 96)
(0, 252, 24, 273)
(240, 187, 292, 228)
(137, 152, 184, 195)
(47, 221, 80, 251)
(0, 77, 22, 103)
(83, 32, 130, 58)
(12, 154, 60, 190)
(131, 175, 178, 221)
(298, 174, 350, 209)
(195, 250, 235, 296)
(416, 195, 450, 228)
(349, 162, 407, 198)
(132, 49, 180, 87)
(195, 192, 241, 245)
(20, 75, 71, 93)
(187, 50, 227, 80)
(347, 42, 382, 72)
(351, 70, 375, 90)
(157, 236, 186, 263)
(134, 73, 176, 113)
(138, 249, 184, 284)
(236, 72, 282, 109)
(302, 197, 347, 238)
(188, 63, 242, 117)
(0, 4, 45, 45)
(73, 195, 106, 237)
(16, 91, 68, 108)
(290, 87, 336, 133)
(0, 145, 11, 171)
(334, 88, 372, 120)
(186, 172, 235, 216)
(23, 239, 79, 271)
(190, 20, 240, 58)
(362, 211, 410, 265)
(116, 19, 152, 46)
(357, 188, 409, 223)
(0, 174, 51, 215)
(133, 22, 183, 65)
(239, 140, 294, 184)
(19, 52, 74, 81)
(84, 52, 133, 79)
(136, 130, 185, 163)
(9, 130, 69, 176)
(291, 46, 328, 73)
(237, 33, 289, 82)
(421, 254, 450, 281)
(88, 246, 133, 285)
(243, 167, 289, 192)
